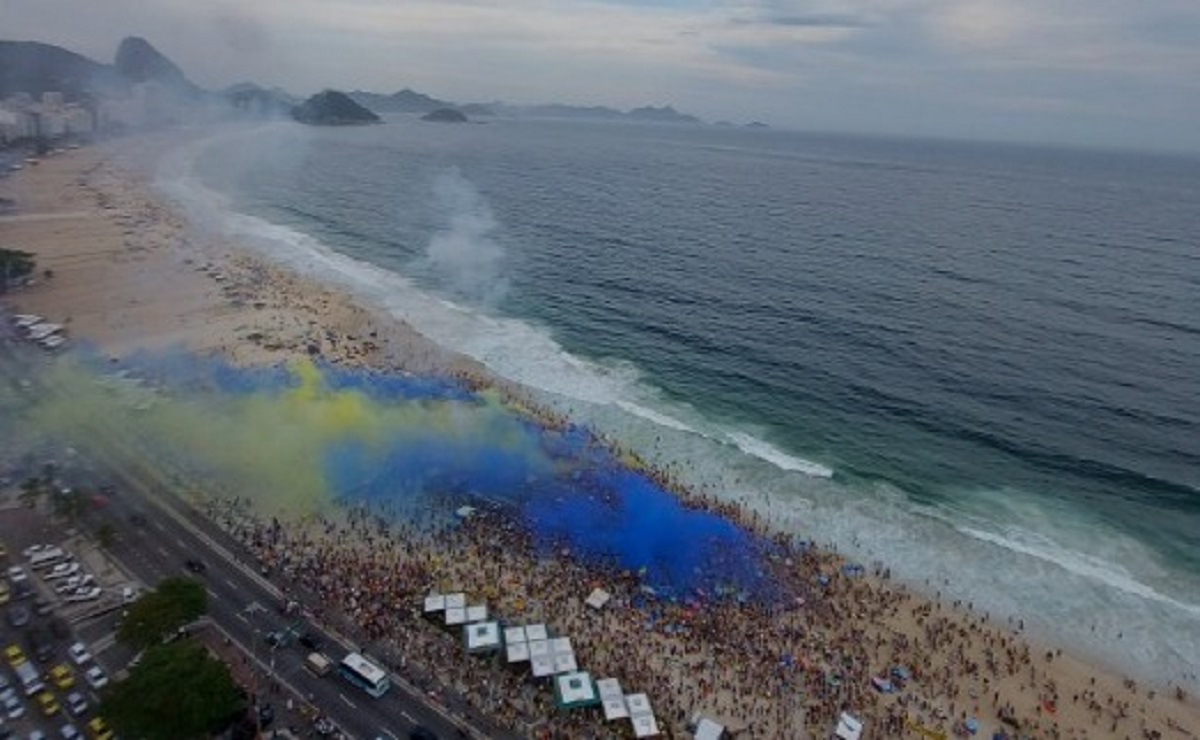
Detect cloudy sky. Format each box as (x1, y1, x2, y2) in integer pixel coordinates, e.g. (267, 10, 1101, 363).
(5, 0, 1200, 151)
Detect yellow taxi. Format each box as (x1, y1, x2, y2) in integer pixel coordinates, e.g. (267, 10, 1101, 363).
(50, 663, 75, 689)
(4, 644, 25, 668)
(0, 581, 9, 605)
(36, 689, 60, 716)
(88, 716, 115, 740)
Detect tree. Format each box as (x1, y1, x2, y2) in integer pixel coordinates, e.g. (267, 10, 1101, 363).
(17, 477, 45, 509)
(0, 248, 36, 292)
(96, 523, 118, 549)
(117, 577, 207, 650)
(51, 487, 90, 523)
(100, 639, 245, 740)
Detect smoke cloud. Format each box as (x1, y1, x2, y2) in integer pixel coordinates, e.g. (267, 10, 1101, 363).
(419, 170, 509, 307)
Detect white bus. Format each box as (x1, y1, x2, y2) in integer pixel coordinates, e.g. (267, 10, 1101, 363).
(338, 652, 390, 698)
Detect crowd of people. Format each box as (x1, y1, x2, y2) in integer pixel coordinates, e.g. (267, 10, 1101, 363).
(198, 474, 1181, 740)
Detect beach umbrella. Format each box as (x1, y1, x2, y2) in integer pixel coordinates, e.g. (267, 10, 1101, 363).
(965, 717, 979, 734)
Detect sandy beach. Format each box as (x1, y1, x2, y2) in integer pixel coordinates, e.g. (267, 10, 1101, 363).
(2, 135, 1198, 739)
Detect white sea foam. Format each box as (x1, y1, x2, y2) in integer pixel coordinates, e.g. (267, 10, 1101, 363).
(726, 431, 834, 478)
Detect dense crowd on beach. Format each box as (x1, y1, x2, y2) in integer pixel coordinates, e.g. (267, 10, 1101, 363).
(198, 476, 1196, 740)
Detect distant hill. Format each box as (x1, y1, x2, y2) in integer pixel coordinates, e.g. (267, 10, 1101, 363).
(292, 90, 380, 125)
(0, 40, 120, 98)
(628, 105, 700, 124)
(348, 88, 452, 114)
(421, 107, 468, 123)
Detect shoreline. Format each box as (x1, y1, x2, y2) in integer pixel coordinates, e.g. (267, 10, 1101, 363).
(2, 130, 1198, 738)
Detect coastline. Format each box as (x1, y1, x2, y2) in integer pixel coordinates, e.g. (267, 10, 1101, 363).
(2, 131, 1198, 738)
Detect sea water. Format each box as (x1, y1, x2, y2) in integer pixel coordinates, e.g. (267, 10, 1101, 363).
(158, 118, 1200, 688)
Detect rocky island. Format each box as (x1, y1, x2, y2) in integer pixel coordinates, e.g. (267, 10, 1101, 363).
(420, 107, 469, 123)
(291, 90, 380, 125)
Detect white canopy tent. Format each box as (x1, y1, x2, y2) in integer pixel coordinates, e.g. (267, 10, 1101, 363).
(465, 604, 488, 623)
(835, 712, 863, 740)
(423, 593, 446, 614)
(444, 592, 466, 610)
(505, 641, 530, 663)
(585, 587, 611, 610)
(597, 678, 628, 721)
(445, 607, 467, 625)
(525, 623, 549, 642)
(464, 621, 502, 653)
(693, 716, 726, 740)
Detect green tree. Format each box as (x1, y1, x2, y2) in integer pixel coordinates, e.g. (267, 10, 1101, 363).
(0, 248, 36, 290)
(117, 577, 207, 649)
(100, 639, 245, 740)
(51, 487, 90, 523)
(96, 522, 118, 549)
(17, 477, 45, 509)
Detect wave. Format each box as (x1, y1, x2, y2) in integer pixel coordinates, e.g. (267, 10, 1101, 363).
(726, 431, 834, 478)
(957, 525, 1200, 618)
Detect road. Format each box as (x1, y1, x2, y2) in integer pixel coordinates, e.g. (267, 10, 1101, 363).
(0, 332, 517, 740)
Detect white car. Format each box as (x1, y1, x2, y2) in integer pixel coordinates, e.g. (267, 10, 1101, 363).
(83, 665, 108, 690)
(6, 565, 27, 583)
(64, 691, 87, 717)
(66, 586, 101, 602)
(44, 561, 79, 581)
(21, 544, 52, 559)
(67, 642, 91, 666)
(1, 687, 24, 719)
(60, 726, 81, 740)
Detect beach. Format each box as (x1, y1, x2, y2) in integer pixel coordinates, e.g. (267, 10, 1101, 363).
(2, 133, 1198, 739)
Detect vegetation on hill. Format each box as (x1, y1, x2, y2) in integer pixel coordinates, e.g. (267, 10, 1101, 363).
(421, 107, 469, 123)
(291, 89, 381, 125)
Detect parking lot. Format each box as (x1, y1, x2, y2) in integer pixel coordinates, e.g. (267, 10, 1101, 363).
(0, 505, 138, 739)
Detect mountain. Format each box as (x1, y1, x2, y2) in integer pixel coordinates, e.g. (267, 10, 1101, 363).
(421, 107, 468, 123)
(292, 90, 381, 125)
(113, 36, 199, 95)
(628, 105, 700, 124)
(0, 40, 120, 99)
(348, 88, 452, 114)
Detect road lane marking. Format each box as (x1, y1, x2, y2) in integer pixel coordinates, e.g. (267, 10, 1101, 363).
(339, 693, 357, 709)
(175, 538, 187, 548)
(400, 710, 414, 721)
(236, 613, 249, 623)
(225, 578, 238, 589)
(380, 730, 399, 740)
(206, 589, 220, 601)
(156, 546, 169, 558)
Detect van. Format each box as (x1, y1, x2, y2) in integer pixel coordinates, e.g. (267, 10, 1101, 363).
(14, 659, 45, 696)
(305, 652, 332, 677)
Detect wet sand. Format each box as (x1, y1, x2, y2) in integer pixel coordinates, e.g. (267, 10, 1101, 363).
(2, 136, 1198, 739)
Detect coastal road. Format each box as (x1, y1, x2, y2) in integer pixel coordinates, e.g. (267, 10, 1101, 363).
(0, 335, 510, 740)
(89, 462, 486, 740)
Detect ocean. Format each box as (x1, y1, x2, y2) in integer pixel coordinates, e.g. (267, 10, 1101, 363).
(162, 117, 1200, 687)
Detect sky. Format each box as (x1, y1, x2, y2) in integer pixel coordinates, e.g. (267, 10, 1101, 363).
(4, 0, 1200, 151)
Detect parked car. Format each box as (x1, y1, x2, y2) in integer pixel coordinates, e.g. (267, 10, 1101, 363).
(298, 632, 323, 652)
(49, 665, 73, 690)
(5, 566, 26, 584)
(183, 559, 206, 574)
(32, 598, 52, 616)
(43, 562, 79, 581)
(59, 724, 81, 740)
(66, 642, 91, 666)
(83, 666, 108, 690)
(65, 587, 101, 603)
(0, 687, 23, 719)
(64, 691, 86, 717)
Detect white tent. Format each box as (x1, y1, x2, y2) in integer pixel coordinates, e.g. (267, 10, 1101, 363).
(445, 607, 467, 625)
(525, 623, 549, 642)
(553, 671, 599, 709)
(528, 639, 551, 658)
(455, 505, 477, 519)
(464, 621, 501, 653)
(503, 626, 527, 645)
(633, 714, 662, 734)
(835, 712, 863, 740)
(531, 653, 556, 677)
(585, 587, 611, 610)
(465, 604, 488, 623)
(627, 693, 659, 738)
(553, 652, 578, 674)
(693, 717, 726, 740)
(423, 593, 446, 614)
(506, 641, 530, 663)
(444, 592, 466, 610)
(597, 678, 628, 720)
